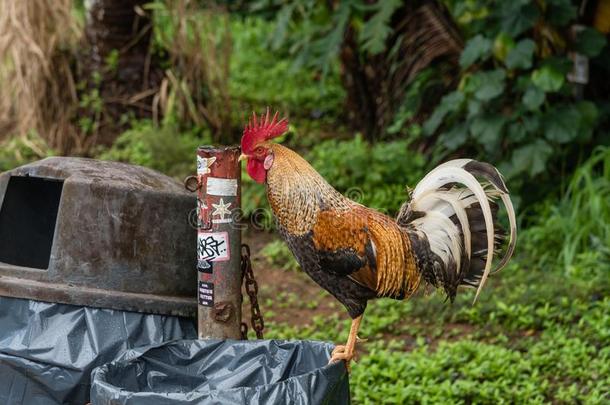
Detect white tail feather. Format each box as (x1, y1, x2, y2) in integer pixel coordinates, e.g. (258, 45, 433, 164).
(411, 210, 463, 272)
(438, 159, 517, 276)
(413, 165, 496, 302)
(413, 191, 472, 263)
(408, 159, 516, 303)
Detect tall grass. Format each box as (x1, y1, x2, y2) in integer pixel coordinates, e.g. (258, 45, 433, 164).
(148, 0, 233, 142)
(0, 0, 81, 152)
(523, 147, 610, 277)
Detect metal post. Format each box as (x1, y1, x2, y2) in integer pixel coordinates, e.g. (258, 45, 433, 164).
(196, 146, 242, 339)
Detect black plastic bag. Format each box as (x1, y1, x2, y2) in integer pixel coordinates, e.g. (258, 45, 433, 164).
(0, 296, 196, 404)
(91, 339, 350, 405)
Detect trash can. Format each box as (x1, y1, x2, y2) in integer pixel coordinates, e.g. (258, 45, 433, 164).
(90, 339, 350, 405)
(0, 158, 198, 404)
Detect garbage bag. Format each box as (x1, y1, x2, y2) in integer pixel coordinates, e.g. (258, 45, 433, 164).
(91, 339, 350, 405)
(0, 296, 196, 405)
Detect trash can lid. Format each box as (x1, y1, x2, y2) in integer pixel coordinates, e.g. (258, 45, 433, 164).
(0, 157, 196, 316)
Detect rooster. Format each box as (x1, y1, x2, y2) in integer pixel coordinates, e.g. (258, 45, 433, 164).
(239, 110, 516, 368)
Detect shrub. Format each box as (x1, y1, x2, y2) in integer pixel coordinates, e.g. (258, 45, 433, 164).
(420, 0, 609, 205)
(0, 132, 55, 172)
(522, 146, 610, 278)
(229, 17, 344, 123)
(307, 135, 428, 214)
(97, 121, 208, 179)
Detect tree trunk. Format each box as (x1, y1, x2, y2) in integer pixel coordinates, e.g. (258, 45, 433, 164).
(81, 0, 163, 146)
(340, 0, 463, 142)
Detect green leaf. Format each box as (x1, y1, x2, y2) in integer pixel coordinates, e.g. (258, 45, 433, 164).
(576, 100, 599, 128)
(423, 91, 465, 135)
(523, 115, 540, 133)
(544, 107, 580, 143)
(470, 114, 506, 151)
(493, 32, 516, 62)
(423, 109, 446, 136)
(511, 139, 553, 177)
(359, 0, 402, 55)
(466, 70, 506, 101)
(460, 35, 492, 68)
(507, 120, 529, 142)
(271, 3, 296, 49)
(531, 64, 564, 92)
(522, 86, 545, 110)
(575, 27, 607, 58)
(309, 1, 352, 75)
(439, 123, 468, 150)
(547, 0, 577, 26)
(575, 101, 599, 140)
(506, 39, 536, 69)
(467, 99, 482, 119)
(500, 2, 539, 37)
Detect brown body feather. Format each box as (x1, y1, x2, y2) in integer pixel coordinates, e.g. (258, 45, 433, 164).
(266, 144, 421, 315)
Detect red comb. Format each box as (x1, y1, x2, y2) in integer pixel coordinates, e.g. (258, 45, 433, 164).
(241, 108, 288, 153)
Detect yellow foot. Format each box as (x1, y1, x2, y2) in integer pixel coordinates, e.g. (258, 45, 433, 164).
(328, 315, 364, 373)
(328, 345, 356, 372)
(331, 344, 346, 358)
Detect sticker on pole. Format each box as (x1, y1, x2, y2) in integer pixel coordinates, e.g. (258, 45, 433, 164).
(198, 281, 214, 307)
(198, 259, 213, 274)
(207, 177, 238, 196)
(211, 198, 232, 224)
(198, 232, 230, 262)
(197, 156, 216, 175)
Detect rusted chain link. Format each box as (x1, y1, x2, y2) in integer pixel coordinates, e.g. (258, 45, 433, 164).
(183, 175, 199, 192)
(241, 244, 264, 340)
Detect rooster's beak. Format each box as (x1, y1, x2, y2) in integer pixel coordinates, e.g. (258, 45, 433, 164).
(238, 154, 247, 162)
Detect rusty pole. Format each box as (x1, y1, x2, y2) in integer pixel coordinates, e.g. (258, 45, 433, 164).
(196, 146, 242, 339)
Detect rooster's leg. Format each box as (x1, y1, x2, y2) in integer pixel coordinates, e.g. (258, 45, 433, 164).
(329, 314, 363, 370)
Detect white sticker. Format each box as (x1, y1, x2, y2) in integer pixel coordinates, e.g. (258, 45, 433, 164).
(197, 231, 230, 262)
(207, 177, 238, 196)
(211, 198, 233, 224)
(197, 156, 217, 175)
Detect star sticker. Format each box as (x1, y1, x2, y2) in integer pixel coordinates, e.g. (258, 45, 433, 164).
(197, 156, 217, 175)
(211, 198, 232, 222)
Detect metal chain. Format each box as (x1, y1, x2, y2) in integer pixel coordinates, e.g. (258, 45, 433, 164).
(240, 244, 265, 340)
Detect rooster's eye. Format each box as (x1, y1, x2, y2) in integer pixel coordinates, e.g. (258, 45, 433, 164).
(255, 147, 264, 154)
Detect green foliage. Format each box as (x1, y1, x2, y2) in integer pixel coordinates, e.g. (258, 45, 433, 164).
(460, 34, 492, 68)
(0, 132, 55, 172)
(387, 66, 446, 139)
(97, 121, 208, 179)
(307, 135, 427, 213)
(257, 0, 406, 72)
(350, 331, 608, 404)
(229, 17, 344, 121)
(147, 0, 233, 140)
(358, 0, 402, 55)
(575, 27, 608, 57)
(421, 0, 609, 197)
(522, 147, 610, 278)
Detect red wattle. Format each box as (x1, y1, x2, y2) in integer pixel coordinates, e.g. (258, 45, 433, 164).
(247, 159, 267, 184)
